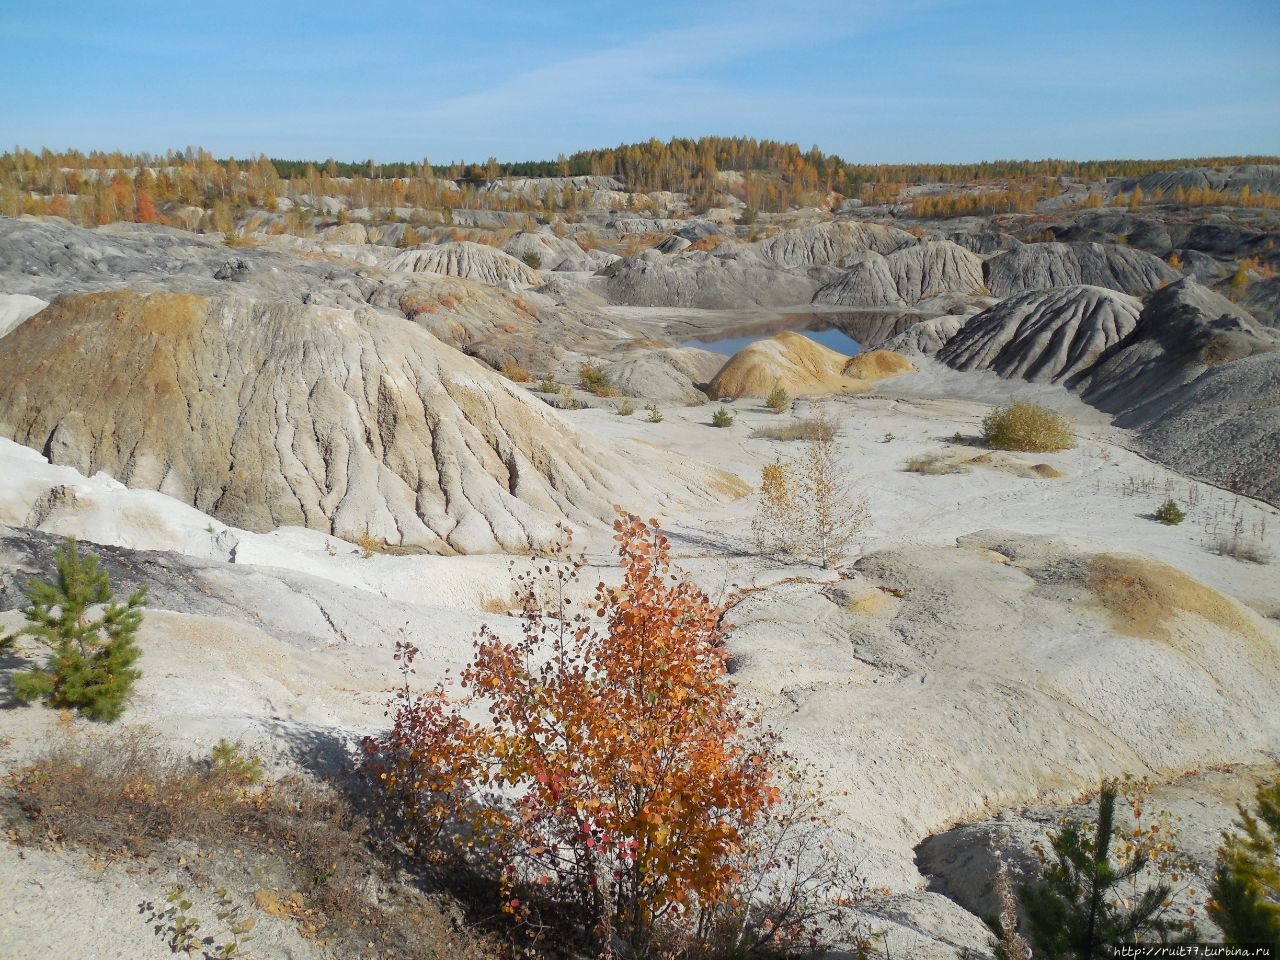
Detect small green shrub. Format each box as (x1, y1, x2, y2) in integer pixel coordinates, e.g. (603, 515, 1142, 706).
(519, 251, 542, 269)
(538, 377, 559, 393)
(1154, 499, 1186, 525)
(143, 884, 257, 959)
(578, 364, 616, 397)
(10, 538, 146, 722)
(210, 739, 264, 786)
(711, 406, 734, 428)
(646, 403, 664, 423)
(616, 399, 635, 417)
(981, 401, 1075, 453)
(765, 381, 790, 412)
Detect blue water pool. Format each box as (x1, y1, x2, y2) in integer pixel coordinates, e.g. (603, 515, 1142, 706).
(686, 327, 862, 357)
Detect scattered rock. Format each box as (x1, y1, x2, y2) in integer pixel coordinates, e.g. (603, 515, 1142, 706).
(212, 257, 252, 281)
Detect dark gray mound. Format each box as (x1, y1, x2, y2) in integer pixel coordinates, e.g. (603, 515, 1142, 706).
(1134, 352, 1280, 503)
(1075, 278, 1280, 503)
(939, 285, 1141, 383)
(1127, 163, 1280, 199)
(1178, 221, 1276, 257)
(1047, 212, 1173, 253)
(1172, 249, 1228, 284)
(1078, 278, 1276, 414)
(984, 241, 1179, 298)
(1240, 276, 1280, 328)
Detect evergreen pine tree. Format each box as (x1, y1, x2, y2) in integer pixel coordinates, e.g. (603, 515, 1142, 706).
(1020, 780, 1198, 958)
(10, 538, 146, 722)
(1209, 778, 1280, 947)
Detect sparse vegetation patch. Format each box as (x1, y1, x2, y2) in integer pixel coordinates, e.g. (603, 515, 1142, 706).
(982, 401, 1075, 453)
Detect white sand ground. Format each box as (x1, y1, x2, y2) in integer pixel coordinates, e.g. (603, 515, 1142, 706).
(1, 360, 1277, 957)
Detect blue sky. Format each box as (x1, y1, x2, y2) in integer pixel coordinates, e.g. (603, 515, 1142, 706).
(2, 0, 1278, 164)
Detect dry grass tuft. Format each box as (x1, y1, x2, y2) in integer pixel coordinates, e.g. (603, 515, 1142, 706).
(1212, 534, 1274, 565)
(500, 358, 531, 382)
(1086, 554, 1261, 645)
(905, 454, 967, 475)
(982, 401, 1075, 453)
(6, 728, 491, 959)
(751, 417, 839, 442)
(478, 592, 511, 615)
(685, 234, 727, 252)
(1031, 463, 1066, 479)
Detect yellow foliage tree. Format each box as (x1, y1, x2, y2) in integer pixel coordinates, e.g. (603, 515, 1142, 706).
(363, 513, 783, 952)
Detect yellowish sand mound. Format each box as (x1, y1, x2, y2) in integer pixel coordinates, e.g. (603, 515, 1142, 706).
(1086, 554, 1267, 654)
(708, 333, 914, 399)
(842, 349, 916, 380)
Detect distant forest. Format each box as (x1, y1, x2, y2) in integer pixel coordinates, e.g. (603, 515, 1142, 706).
(2, 137, 1276, 230)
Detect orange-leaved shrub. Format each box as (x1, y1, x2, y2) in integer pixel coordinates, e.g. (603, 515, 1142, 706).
(362, 512, 827, 954)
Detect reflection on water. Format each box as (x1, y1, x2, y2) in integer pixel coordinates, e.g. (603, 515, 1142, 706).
(688, 328, 862, 356)
(682, 309, 926, 357)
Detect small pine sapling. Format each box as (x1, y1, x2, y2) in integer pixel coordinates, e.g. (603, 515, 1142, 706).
(10, 538, 146, 722)
(1020, 779, 1199, 957)
(1209, 777, 1279, 947)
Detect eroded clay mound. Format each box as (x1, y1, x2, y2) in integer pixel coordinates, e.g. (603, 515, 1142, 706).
(875, 314, 968, 356)
(812, 252, 907, 307)
(813, 241, 985, 307)
(600, 249, 817, 309)
(0, 291, 632, 553)
(984, 241, 1179, 298)
(938, 285, 1142, 383)
(1079, 278, 1276, 413)
(602, 348, 723, 403)
(756, 221, 915, 268)
(385, 240, 540, 287)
